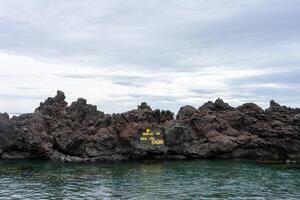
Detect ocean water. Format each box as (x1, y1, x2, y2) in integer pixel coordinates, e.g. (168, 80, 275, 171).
(0, 160, 299, 200)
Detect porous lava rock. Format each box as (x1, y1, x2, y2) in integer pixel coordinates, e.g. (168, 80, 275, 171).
(0, 91, 300, 162)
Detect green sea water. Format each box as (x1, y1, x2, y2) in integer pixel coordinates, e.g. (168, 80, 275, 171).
(0, 160, 299, 200)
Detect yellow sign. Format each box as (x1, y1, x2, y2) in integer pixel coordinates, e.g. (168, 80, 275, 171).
(140, 128, 164, 145)
(151, 139, 164, 145)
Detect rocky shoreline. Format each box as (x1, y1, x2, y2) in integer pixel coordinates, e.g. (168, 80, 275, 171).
(0, 91, 300, 162)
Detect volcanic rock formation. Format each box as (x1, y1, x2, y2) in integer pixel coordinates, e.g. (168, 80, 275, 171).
(0, 91, 300, 162)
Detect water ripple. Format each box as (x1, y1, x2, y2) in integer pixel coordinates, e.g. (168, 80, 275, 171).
(0, 160, 300, 199)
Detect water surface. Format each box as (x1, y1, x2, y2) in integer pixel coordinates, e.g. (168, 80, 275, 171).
(0, 160, 299, 199)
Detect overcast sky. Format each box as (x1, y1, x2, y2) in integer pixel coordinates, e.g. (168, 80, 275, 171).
(0, 0, 300, 115)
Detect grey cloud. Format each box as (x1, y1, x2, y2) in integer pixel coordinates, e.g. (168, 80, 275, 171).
(52, 74, 101, 80)
(190, 88, 220, 95)
(3, 0, 294, 69)
(0, 94, 45, 100)
(14, 86, 35, 90)
(128, 94, 177, 102)
(53, 73, 171, 87)
(1, 0, 300, 114)
(112, 81, 144, 88)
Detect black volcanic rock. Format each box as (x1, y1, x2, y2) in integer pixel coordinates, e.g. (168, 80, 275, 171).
(0, 113, 9, 121)
(266, 100, 291, 113)
(237, 103, 264, 114)
(0, 91, 300, 162)
(35, 90, 68, 117)
(176, 105, 197, 120)
(0, 120, 19, 154)
(138, 102, 152, 111)
(202, 98, 235, 111)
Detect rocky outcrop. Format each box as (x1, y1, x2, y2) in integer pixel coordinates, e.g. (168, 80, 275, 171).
(0, 91, 300, 162)
(0, 113, 9, 121)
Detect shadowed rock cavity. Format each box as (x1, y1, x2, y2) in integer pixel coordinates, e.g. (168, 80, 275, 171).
(0, 91, 300, 162)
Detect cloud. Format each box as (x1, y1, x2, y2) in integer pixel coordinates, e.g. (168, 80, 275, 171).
(0, 0, 300, 114)
(0, 0, 292, 68)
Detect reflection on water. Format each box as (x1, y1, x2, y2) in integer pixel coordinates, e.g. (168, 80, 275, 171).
(0, 160, 300, 199)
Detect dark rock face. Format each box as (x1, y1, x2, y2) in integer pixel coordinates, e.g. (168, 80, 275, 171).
(0, 91, 300, 162)
(0, 113, 9, 121)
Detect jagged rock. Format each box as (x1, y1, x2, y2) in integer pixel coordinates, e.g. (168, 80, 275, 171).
(176, 105, 197, 120)
(266, 100, 290, 112)
(0, 113, 9, 121)
(0, 90, 300, 162)
(67, 98, 104, 125)
(0, 120, 20, 155)
(35, 90, 68, 117)
(201, 101, 215, 110)
(122, 105, 172, 124)
(138, 102, 152, 111)
(237, 103, 264, 113)
(215, 98, 231, 110)
(160, 110, 174, 122)
(202, 98, 235, 111)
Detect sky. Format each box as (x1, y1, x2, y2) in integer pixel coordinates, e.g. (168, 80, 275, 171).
(0, 0, 300, 115)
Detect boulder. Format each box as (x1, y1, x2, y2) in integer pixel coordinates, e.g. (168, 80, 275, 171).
(176, 105, 197, 120)
(237, 103, 264, 113)
(0, 120, 20, 155)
